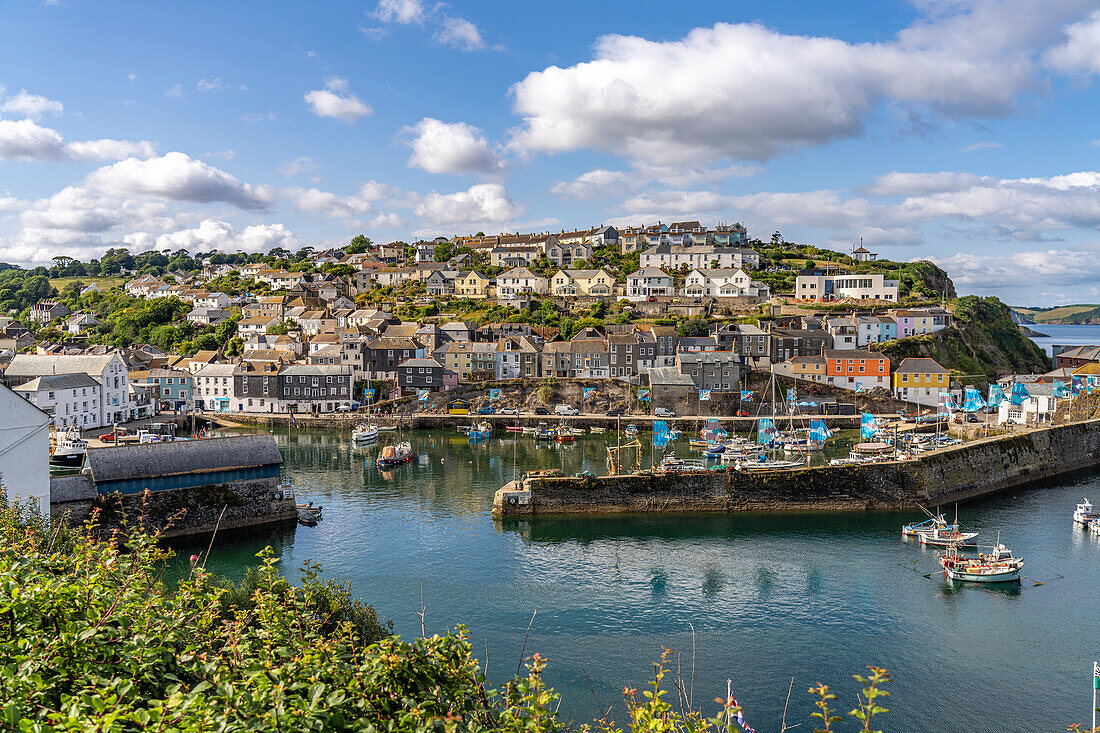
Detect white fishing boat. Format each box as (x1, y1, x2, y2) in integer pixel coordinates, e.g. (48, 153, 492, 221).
(467, 422, 493, 439)
(902, 513, 947, 537)
(521, 426, 538, 435)
(376, 440, 414, 467)
(377, 424, 398, 433)
(919, 525, 979, 547)
(49, 428, 87, 467)
(1073, 498, 1099, 526)
(735, 455, 805, 473)
(352, 423, 379, 443)
(940, 543, 1022, 583)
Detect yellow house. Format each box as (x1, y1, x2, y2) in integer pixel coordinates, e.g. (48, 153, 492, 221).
(549, 268, 615, 297)
(787, 355, 826, 383)
(893, 357, 949, 403)
(455, 271, 492, 299)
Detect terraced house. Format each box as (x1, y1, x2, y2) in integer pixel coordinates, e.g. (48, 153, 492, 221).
(549, 269, 615, 297)
(892, 357, 950, 407)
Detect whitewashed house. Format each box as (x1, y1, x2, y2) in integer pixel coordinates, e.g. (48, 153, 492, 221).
(4, 353, 132, 426)
(496, 268, 548, 299)
(626, 268, 675, 301)
(681, 269, 770, 298)
(14, 373, 103, 429)
(0, 383, 50, 511)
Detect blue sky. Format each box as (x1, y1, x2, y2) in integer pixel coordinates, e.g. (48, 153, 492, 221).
(2, 0, 1100, 305)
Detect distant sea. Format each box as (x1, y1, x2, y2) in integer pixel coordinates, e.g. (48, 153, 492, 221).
(1025, 323, 1100, 359)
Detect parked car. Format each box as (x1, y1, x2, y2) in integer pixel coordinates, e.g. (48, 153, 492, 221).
(498, 407, 518, 415)
(654, 407, 676, 417)
(734, 410, 750, 417)
(534, 406, 550, 415)
(981, 405, 998, 414)
(966, 413, 979, 423)
(555, 404, 579, 416)
(606, 408, 625, 417)
(477, 406, 494, 415)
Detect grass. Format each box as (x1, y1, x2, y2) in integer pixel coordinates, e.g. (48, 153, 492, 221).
(1012, 303, 1100, 323)
(50, 275, 126, 292)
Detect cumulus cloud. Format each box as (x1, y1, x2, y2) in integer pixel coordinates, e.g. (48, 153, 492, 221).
(285, 186, 373, 218)
(304, 77, 371, 123)
(368, 212, 407, 229)
(124, 219, 299, 254)
(371, 0, 426, 24)
(931, 244, 1100, 302)
(414, 183, 523, 235)
(551, 164, 759, 200)
(404, 118, 503, 175)
(1, 89, 64, 119)
(508, 5, 1089, 165)
(862, 171, 988, 197)
(83, 152, 275, 210)
(196, 77, 247, 92)
(1045, 10, 1100, 74)
(0, 118, 66, 160)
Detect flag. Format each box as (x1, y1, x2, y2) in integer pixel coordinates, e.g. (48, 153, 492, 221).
(786, 388, 796, 402)
(637, 389, 651, 402)
(757, 418, 779, 444)
(988, 384, 1006, 406)
(365, 388, 375, 399)
(809, 419, 833, 442)
(489, 388, 502, 401)
(1073, 376, 1085, 395)
(855, 382, 866, 393)
(740, 390, 753, 401)
(1094, 661, 1100, 689)
(1009, 382, 1030, 406)
(653, 420, 669, 447)
(418, 389, 429, 402)
(732, 699, 756, 733)
(860, 412, 879, 439)
(699, 390, 712, 401)
(963, 387, 987, 412)
(583, 387, 595, 400)
(1053, 380, 1071, 398)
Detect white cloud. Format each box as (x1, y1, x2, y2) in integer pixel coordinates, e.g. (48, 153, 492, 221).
(196, 77, 245, 92)
(0, 118, 66, 160)
(862, 171, 988, 196)
(931, 244, 1100, 303)
(435, 17, 484, 50)
(404, 118, 503, 174)
(285, 186, 373, 218)
(65, 139, 157, 162)
(201, 149, 236, 160)
(551, 169, 634, 200)
(508, 14, 1057, 165)
(127, 73, 136, 81)
(125, 219, 299, 254)
(368, 212, 407, 229)
(370, 0, 490, 51)
(1045, 10, 1100, 74)
(277, 156, 319, 177)
(84, 152, 275, 210)
(959, 141, 1004, 153)
(304, 77, 371, 123)
(163, 83, 183, 98)
(1, 90, 64, 119)
(414, 183, 523, 235)
(551, 164, 759, 200)
(371, 0, 426, 24)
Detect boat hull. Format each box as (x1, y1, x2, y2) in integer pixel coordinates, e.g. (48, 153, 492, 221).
(49, 451, 84, 467)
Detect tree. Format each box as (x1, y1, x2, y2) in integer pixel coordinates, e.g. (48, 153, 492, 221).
(434, 242, 457, 262)
(677, 317, 709, 337)
(345, 234, 372, 254)
(772, 231, 783, 246)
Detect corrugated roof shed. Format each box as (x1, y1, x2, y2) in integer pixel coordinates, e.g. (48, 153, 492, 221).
(86, 435, 282, 483)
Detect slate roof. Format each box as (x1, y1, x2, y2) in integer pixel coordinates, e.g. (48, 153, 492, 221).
(86, 435, 282, 483)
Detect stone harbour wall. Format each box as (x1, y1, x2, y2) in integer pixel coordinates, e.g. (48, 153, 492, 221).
(51, 477, 297, 540)
(494, 419, 1100, 517)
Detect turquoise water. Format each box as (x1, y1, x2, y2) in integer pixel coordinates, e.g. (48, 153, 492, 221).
(1027, 323, 1100, 358)
(180, 428, 1100, 730)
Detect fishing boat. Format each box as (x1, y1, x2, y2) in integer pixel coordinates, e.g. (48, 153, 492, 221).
(940, 543, 1023, 583)
(376, 441, 414, 467)
(1073, 498, 1099, 526)
(534, 422, 553, 440)
(467, 422, 493, 440)
(735, 454, 805, 472)
(590, 426, 608, 434)
(688, 438, 709, 451)
(553, 426, 575, 443)
(377, 424, 397, 433)
(49, 428, 87, 467)
(296, 502, 323, 525)
(919, 525, 979, 547)
(703, 441, 728, 458)
(352, 423, 379, 443)
(624, 424, 638, 438)
(521, 426, 538, 435)
(902, 513, 948, 537)
(849, 442, 894, 462)
(657, 453, 690, 472)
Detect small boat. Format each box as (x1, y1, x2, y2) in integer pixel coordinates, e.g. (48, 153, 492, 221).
(352, 423, 379, 443)
(849, 442, 894, 461)
(296, 502, 322, 525)
(590, 426, 608, 434)
(467, 422, 493, 440)
(667, 429, 683, 440)
(902, 514, 947, 537)
(377, 425, 398, 433)
(553, 427, 575, 443)
(919, 525, 979, 547)
(49, 428, 87, 467)
(704, 441, 727, 457)
(940, 543, 1022, 583)
(688, 438, 709, 451)
(735, 455, 805, 473)
(521, 426, 538, 435)
(624, 424, 639, 438)
(506, 425, 523, 433)
(534, 422, 553, 441)
(780, 438, 824, 453)
(376, 441, 414, 467)
(658, 453, 687, 472)
(1073, 498, 1099, 526)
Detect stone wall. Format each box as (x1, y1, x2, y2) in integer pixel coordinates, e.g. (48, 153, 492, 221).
(494, 418, 1100, 517)
(51, 477, 297, 540)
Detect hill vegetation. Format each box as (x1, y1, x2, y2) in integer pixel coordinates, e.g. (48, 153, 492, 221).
(1012, 303, 1100, 325)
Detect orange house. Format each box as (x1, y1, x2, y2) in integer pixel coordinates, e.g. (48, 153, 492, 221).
(824, 348, 890, 391)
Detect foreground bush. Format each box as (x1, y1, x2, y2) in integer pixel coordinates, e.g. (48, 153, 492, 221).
(0, 494, 901, 732)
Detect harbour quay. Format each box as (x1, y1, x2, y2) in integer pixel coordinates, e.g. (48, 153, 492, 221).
(50, 435, 296, 539)
(494, 418, 1100, 518)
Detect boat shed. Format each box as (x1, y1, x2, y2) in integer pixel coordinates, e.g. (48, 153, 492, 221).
(83, 435, 283, 495)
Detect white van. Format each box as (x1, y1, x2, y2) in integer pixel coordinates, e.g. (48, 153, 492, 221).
(554, 404, 579, 416)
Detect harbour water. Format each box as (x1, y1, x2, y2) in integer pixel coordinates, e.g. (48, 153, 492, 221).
(181, 427, 1100, 730)
(1026, 323, 1100, 358)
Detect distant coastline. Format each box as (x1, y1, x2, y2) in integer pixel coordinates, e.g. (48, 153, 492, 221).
(1019, 324, 1048, 338)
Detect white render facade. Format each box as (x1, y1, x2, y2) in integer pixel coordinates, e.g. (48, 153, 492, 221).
(681, 269, 770, 298)
(796, 273, 900, 302)
(496, 268, 548, 299)
(626, 268, 675, 301)
(640, 245, 761, 271)
(4, 353, 132, 426)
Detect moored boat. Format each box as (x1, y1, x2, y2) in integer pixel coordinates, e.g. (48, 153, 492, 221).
(352, 423, 379, 443)
(940, 543, 1022, 583)
(902, 514, 947, 537)
(590, 426, 607, 434)
(467, 422, 493, 440)
(919, 525, 979, 547)
(296, 502, 323, 524)
(376, 441, 414, 467)
(534, 422, 553, 440)
(735, 455, 805, 473)
(49, 428, 87, 467)
(1073, 498, 1099, 526)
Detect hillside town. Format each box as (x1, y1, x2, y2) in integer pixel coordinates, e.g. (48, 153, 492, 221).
(0, 222, 1076, 430)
